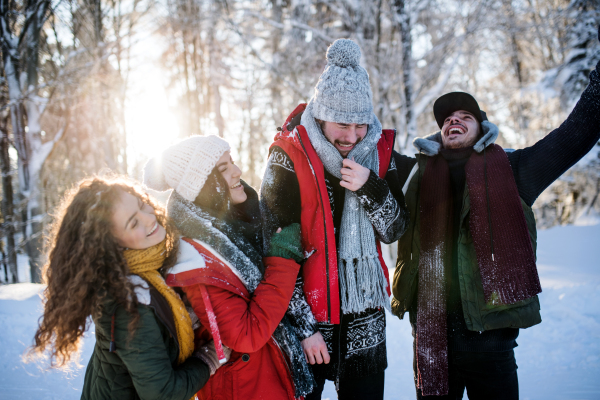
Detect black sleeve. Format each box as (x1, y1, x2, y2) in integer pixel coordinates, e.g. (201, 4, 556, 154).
(507, 61, 600, 207)
(260, 146, 302, 253)
(286, 275, 319, 340)
(355, 151, 410, 244)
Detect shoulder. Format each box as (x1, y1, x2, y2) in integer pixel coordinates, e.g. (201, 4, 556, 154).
(392, 151, 417, 179)
(170, 238, 207, 275)
(268, 146, 295, 173)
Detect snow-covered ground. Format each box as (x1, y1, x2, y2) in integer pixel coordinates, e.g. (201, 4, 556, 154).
(1, 223, 599, 399)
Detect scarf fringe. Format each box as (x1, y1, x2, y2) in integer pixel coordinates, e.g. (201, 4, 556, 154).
(301, 101, 390, 315)
(339, 255, 391, 314)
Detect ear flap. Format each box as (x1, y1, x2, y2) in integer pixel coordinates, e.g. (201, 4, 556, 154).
(413, 131, 443, 156)
(473, 121, 499, 153)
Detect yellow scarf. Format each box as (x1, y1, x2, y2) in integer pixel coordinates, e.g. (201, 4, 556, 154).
(124, 240, 194, 365)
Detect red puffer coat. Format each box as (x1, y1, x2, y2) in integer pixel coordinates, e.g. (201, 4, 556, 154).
(166, 238, 301, 400)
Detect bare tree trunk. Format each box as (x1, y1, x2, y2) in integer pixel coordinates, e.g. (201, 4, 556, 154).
(270, 0, 283, 126)
(394, 0, 416, 150)
(0, 127, 18, 283)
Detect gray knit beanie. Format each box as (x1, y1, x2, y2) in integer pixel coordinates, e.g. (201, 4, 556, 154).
(311, 39, 374, 125)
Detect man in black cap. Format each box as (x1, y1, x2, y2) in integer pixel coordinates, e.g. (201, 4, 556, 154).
(389, 32, 600, 399)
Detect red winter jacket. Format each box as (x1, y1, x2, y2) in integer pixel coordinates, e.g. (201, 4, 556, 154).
(166, 238, 301, 400)
(270, 104, 395, 324)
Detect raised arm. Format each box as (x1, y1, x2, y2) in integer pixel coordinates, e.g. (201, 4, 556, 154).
(508, 56, 600, 207)
(185, 256, 301, 353)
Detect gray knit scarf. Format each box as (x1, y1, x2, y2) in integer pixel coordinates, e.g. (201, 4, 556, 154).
(300, 100, 390, 314)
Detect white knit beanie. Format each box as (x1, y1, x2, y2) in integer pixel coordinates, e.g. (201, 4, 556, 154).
(143, 135, 231, 202)
(311, 39, 374, 125)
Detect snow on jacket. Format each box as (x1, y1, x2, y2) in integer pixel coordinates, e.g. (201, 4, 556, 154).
(81, 276, 210, 400)
(262, 103, 402, 325)
(391, 57, 600, 337)
(166, 238, 302, 400)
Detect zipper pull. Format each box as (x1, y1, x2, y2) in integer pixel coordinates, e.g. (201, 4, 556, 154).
(335, 378, 340, 392)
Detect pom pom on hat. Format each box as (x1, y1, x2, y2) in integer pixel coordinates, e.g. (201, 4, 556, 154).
(310, 38, 373, 124)
(142, 135, 230, 202)
(326, 39, 361, 68)
(143, 156, 171, 192)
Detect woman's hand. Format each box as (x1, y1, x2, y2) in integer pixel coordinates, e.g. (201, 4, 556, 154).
(301, 331, 330, 365)
(340, 158, 370, 191)
(194, 341, 232, 375)
(266, 224, 303, 262)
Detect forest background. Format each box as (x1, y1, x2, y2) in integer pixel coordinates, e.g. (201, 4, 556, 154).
(1, 0, 599, 284)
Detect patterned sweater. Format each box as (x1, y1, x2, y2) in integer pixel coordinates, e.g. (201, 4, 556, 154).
(260, 144, 408, 380)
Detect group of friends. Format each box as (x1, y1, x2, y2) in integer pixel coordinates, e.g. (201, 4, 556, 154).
(30, 32, 600, 400)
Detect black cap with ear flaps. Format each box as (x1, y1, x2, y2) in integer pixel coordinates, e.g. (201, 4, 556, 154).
(433, 92, 488, 129)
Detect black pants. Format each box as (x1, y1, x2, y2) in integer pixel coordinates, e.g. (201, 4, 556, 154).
(415, 350, 519, 400)
(305, 371, 385, 400)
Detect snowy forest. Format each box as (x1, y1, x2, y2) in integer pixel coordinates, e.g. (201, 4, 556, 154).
(1, 0, 600, 284)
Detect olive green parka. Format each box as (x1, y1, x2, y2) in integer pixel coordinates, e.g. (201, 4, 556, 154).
(391, 136, 541, 332)
(81, 277, 210, 400)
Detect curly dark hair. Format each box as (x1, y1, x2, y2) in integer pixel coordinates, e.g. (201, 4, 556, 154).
(29, 175, 179, 368)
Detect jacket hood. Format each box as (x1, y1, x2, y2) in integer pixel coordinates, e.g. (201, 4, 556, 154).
(413, 120, 499, 156)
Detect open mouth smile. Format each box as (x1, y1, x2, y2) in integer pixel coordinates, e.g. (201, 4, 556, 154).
(336, 141, 357, 151)
(230, 181, 243, 190)
(446, 124, 467, 138)
(147, 222, 158, 237)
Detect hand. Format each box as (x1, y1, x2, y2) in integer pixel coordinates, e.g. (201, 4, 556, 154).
(301, 331, 330, 365)
(195, 341, 232, 375)
(340, 158, 370, 191)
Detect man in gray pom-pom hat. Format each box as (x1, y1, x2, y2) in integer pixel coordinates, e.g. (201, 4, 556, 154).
(260, 39, 410, 399)
(390, 27, 600, 399)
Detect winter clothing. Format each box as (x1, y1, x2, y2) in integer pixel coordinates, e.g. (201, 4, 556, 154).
(301, 101, 390, 314)
(264, 104, 403, 325)
(311, 39, 373, 125)
(267, 223, 304, 262)
(307, 371, 386, 400)
(143, 135, 230, 202)
(194, 341, 232, 376)
(124, 240, 194, 364)
(261, 103, 409, 385)
(166, 238, 307, 400)
(166, 184, 315, 399)
(411, 140, 541, 395)
(432, 92, 487, 128)
(391, 59, 600, 396)
(81, 275, 210, 400)
(415, 350, 518, 400)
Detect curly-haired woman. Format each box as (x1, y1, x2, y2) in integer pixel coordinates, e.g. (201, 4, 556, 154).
(29, 176, 216, 400)
(143, 135, 315, 400)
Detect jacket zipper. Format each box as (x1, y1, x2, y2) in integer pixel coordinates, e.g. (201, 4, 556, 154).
(295, 128, 332, 323)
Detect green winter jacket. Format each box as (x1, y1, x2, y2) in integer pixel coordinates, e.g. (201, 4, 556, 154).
(391, 154, 541, 332)
(81, 280, 210, 400)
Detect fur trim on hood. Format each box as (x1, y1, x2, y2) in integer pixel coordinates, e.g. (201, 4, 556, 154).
(413, 121, 499, 156)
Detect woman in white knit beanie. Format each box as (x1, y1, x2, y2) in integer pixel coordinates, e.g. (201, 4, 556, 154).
(143, 135, 315, 400)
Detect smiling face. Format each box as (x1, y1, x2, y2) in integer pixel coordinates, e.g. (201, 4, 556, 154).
(321, 121, 368, 157)
(111, 190, 166, 250)
(216, 151, 247, 205)
(441, 110, 481, 149)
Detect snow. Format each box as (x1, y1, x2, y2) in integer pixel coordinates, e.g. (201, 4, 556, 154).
(1, 223, 600, 399)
